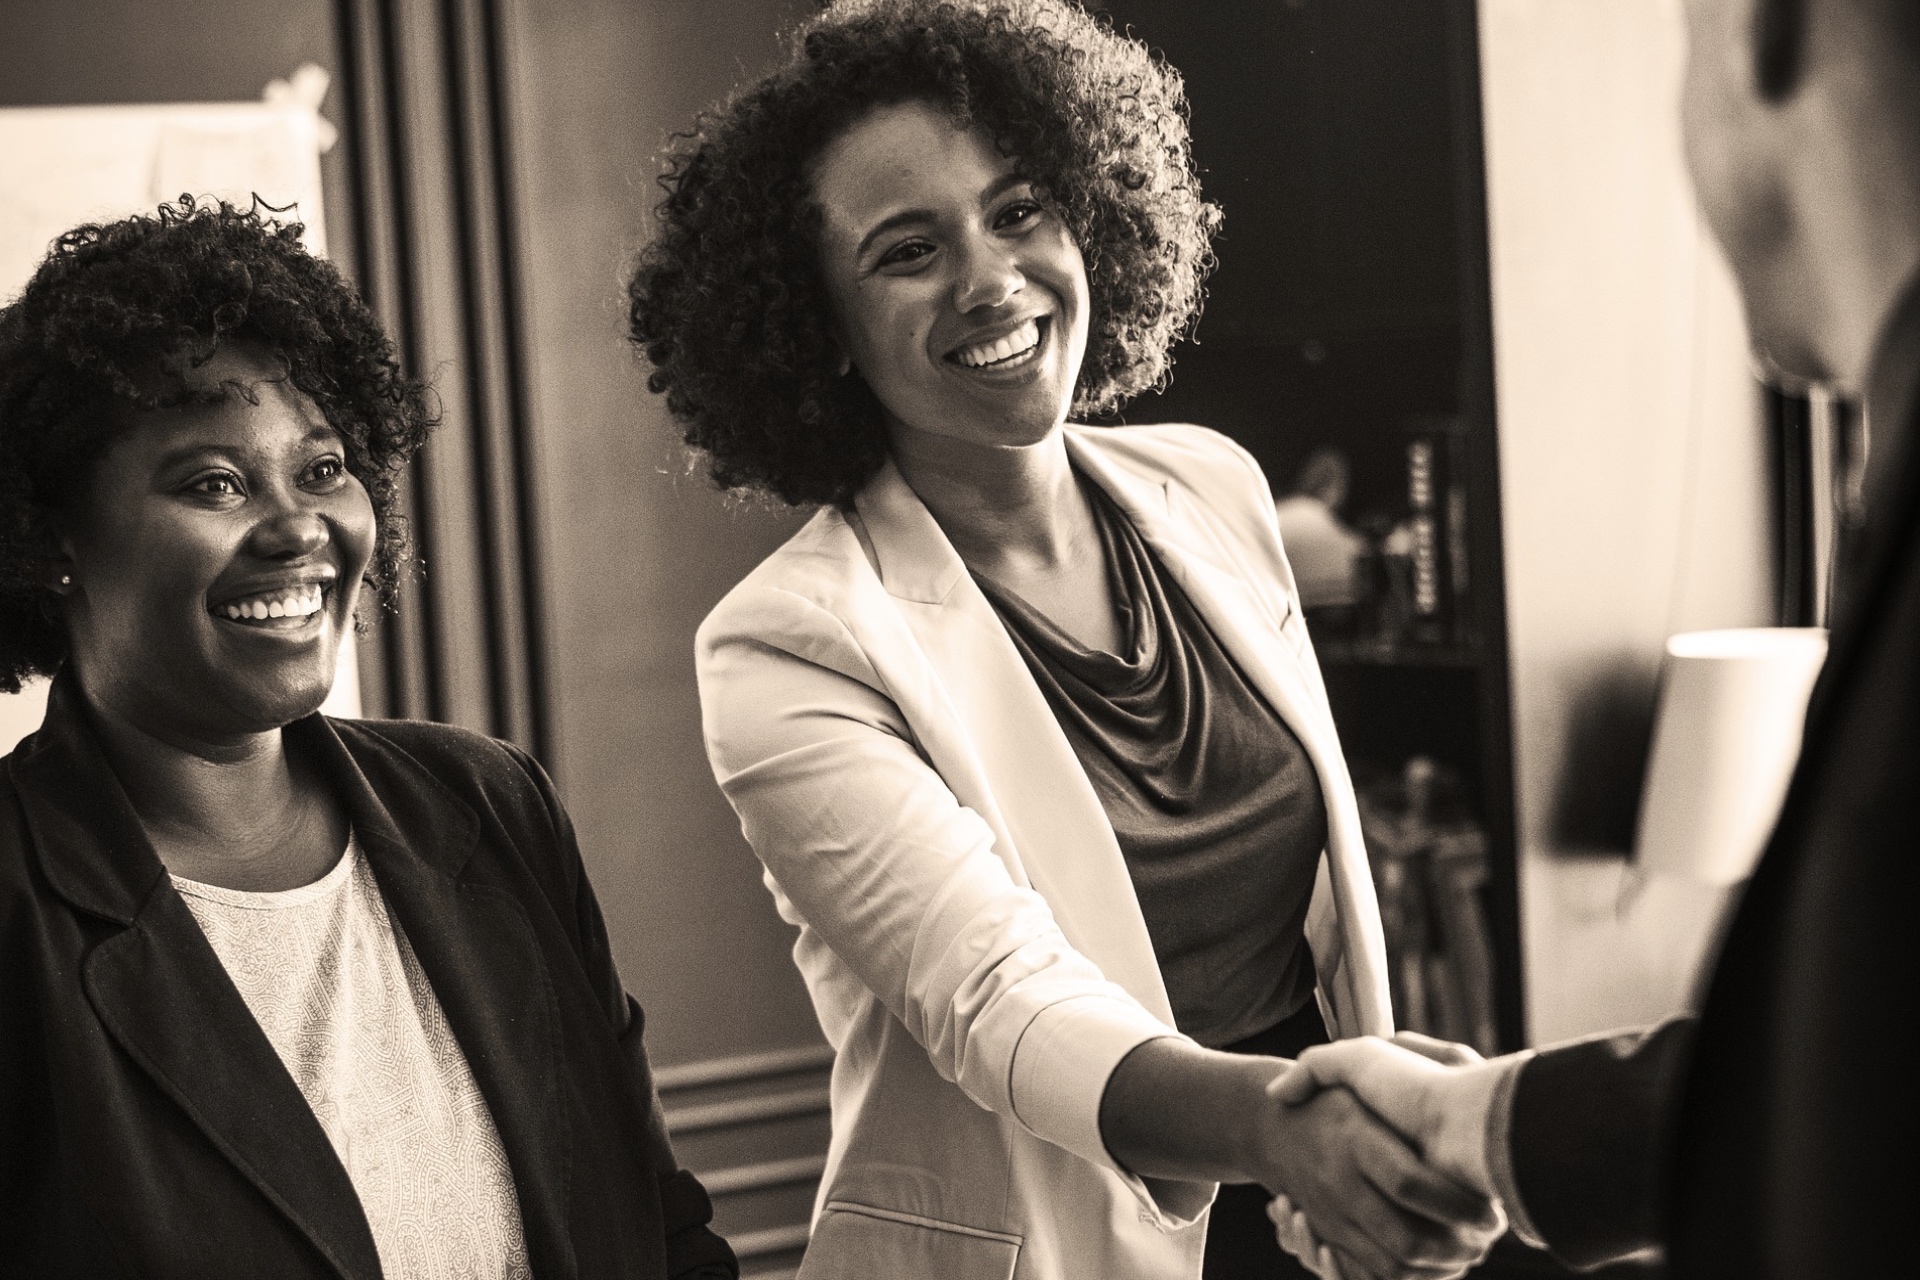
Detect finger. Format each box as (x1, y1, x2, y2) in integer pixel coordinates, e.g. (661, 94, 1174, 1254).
(1273, 1091, 1464, 1277)
(1389, 1030, 1483, 1067)
(1266, 1194, 1313, 1260)
(1277, 1037, 1402, 1098)
(1349, 1121, 1502, 1243)
(1272, 1089, 1497, 1277)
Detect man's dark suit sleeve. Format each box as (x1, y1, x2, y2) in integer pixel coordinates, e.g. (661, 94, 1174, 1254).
(1506, 1017, 1695, 1271)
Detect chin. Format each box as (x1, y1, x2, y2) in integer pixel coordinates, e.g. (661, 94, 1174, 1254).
(219, 668, 340, 732)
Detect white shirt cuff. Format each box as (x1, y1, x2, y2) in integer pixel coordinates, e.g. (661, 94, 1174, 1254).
(1008, 994, 1213, 1226)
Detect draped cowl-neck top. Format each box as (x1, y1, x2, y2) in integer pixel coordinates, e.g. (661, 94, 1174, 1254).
(975, 478, 1328, 1048)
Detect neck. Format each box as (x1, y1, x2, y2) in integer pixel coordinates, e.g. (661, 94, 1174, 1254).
(77, 677, 307, 869)
(886, 422, 1093, 574)
(1789, 22, 1920, 391)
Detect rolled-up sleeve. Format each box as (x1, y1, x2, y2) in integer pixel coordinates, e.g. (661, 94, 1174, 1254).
(698, 587, 1196, 1219)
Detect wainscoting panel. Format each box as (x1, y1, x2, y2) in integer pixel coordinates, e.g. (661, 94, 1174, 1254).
(660, 1043, 835, 1280)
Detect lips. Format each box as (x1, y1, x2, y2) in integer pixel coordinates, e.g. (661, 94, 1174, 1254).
(949, 316, 1046, 370)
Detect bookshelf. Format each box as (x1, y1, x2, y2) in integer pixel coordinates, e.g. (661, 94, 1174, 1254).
(1095, 0, 1523, 1046)
(1092, 3, 1599, 1271)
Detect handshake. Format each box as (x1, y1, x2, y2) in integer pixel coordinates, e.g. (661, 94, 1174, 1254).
(1254, 1032, 1530, 1280)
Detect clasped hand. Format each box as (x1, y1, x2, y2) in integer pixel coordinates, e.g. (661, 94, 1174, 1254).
(1256, 1033, 1513, 1280)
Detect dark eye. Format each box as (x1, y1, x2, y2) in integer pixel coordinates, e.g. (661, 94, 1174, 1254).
(303, 455, 349, 490)
(188, 471, 244, 498)
(996, 199, 1044, 230)
(876, 238, 935, 269)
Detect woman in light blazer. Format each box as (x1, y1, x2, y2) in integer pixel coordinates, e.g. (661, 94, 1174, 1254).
(629, 4, 1503, 1278)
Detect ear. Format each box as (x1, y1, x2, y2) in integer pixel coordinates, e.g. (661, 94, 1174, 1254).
(43, 559, 78, 596)
(41, 525, 80, 596)
(1754, 0, 1808, 101)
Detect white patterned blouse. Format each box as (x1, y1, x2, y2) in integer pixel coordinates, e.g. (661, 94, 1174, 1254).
(173, 835, 531, 1280)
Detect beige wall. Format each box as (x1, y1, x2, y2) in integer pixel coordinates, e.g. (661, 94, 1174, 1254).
(1478, 0, 1769, 1043)
(499, 0, 820, 1067)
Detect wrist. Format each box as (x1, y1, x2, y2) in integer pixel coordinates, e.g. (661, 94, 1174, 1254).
(1430, 1055, 1527, 1195)
(1243, 1058, 1304, 1192)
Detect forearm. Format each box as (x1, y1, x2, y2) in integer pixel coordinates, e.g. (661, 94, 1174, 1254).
(1098, 1035, 1290, 1187)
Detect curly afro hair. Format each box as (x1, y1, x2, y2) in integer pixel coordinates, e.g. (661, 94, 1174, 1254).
(0, 196, 435, 693)
(627, 0, 1222, 506)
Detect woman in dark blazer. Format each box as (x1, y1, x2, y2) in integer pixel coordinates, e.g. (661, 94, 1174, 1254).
(0, 199, 733, 1279)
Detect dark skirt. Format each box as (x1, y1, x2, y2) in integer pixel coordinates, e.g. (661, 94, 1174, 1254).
(1202, 999, 1332, 1280)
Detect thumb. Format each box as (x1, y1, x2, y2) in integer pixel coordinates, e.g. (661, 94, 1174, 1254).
(1265, 1059, 1323, 1106)
(1391, 1030, 1483, 1067)
(1263, 1037, 1395, 1105)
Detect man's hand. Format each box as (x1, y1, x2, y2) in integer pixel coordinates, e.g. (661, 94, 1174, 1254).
(1269, 1033, 1526, 1198)
(1252, 1074, 1506, 1280)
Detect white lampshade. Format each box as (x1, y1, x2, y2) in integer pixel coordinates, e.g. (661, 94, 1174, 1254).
(1633, 628, 1828, 885)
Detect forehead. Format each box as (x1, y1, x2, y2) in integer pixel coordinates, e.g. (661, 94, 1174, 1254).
(809, 100, 1020, 236)
(114, 345, 335, 460)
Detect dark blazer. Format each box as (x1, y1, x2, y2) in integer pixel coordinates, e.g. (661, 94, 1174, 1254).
(1507, 283, 1920, 1276)
(0, 673, 736, 1280)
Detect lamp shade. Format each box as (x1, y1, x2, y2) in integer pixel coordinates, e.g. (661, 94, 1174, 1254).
(1632, 628, 1828, 884)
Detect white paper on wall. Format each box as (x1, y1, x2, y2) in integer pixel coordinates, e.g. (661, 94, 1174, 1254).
(0, 91, 358, 756)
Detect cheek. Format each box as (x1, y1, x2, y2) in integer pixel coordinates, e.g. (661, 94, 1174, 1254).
(847, 289, 933, 387)
(336, 481, 380, 577)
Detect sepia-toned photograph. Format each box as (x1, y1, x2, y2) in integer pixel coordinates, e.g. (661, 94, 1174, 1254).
(1, 1, 1910, 1277)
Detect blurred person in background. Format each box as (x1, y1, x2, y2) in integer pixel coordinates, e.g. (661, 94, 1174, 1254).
(1273, 450, 1364, 615)
(0, 199, 734, 1280)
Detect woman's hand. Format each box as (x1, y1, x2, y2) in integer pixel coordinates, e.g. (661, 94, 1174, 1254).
(1252, 1082, 1505, 1280)
(1269, 1033, 1527, 1198)
(1098, 1037, 1503, 1280)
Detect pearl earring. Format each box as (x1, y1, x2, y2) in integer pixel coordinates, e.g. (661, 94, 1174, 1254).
(58, 574, 71, 587)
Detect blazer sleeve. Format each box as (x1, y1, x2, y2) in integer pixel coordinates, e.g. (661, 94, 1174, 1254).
(697, 584, 1198, 1221)
(499, 742, 739, 1280)
(1504, 1017, 1695, 1270)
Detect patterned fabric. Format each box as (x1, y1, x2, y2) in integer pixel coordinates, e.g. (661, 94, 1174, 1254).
(173, 838, 531, 1280)
(975, 476, 1328, 1048)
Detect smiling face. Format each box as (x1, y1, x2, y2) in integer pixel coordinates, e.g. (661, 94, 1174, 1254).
(809, 99, 1092, 454)
(57, 344, 376, 745)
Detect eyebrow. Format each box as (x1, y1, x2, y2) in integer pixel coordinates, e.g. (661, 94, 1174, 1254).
(853, 171, 1033, 261)
(153, 424, 343, 471)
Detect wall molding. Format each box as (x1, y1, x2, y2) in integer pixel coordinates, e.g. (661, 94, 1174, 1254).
(654, 1042, 834, 1094)
(656, 1043, 833, 1274)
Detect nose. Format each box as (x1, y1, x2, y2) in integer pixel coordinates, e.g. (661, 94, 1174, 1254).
(952, 233, 1024, 313)
(248, 507, 331, 561)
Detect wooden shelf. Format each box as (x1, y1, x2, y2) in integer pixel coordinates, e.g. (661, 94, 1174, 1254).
(1316, 639, 1483, 669)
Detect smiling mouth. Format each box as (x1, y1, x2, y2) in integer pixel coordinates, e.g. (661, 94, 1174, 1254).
(213, 583, 328, 629)
(951, 317, 1046, 370)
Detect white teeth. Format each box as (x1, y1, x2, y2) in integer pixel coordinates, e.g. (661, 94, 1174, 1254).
(219, 584, 326, 623)
(955, 318, 1041, 368)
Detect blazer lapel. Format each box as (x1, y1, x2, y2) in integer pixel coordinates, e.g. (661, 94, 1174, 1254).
(314, 719, 575, 1280)
(850, 461, 1176, 1023)
(14, 677, 382, 1280)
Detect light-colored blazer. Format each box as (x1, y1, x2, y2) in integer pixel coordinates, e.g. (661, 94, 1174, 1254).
(697, 424, 1392, 1280)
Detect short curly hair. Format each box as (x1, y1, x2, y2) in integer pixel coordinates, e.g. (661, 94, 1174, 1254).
(0, 197, 435, 692)
(627, 0, 1222, 505)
